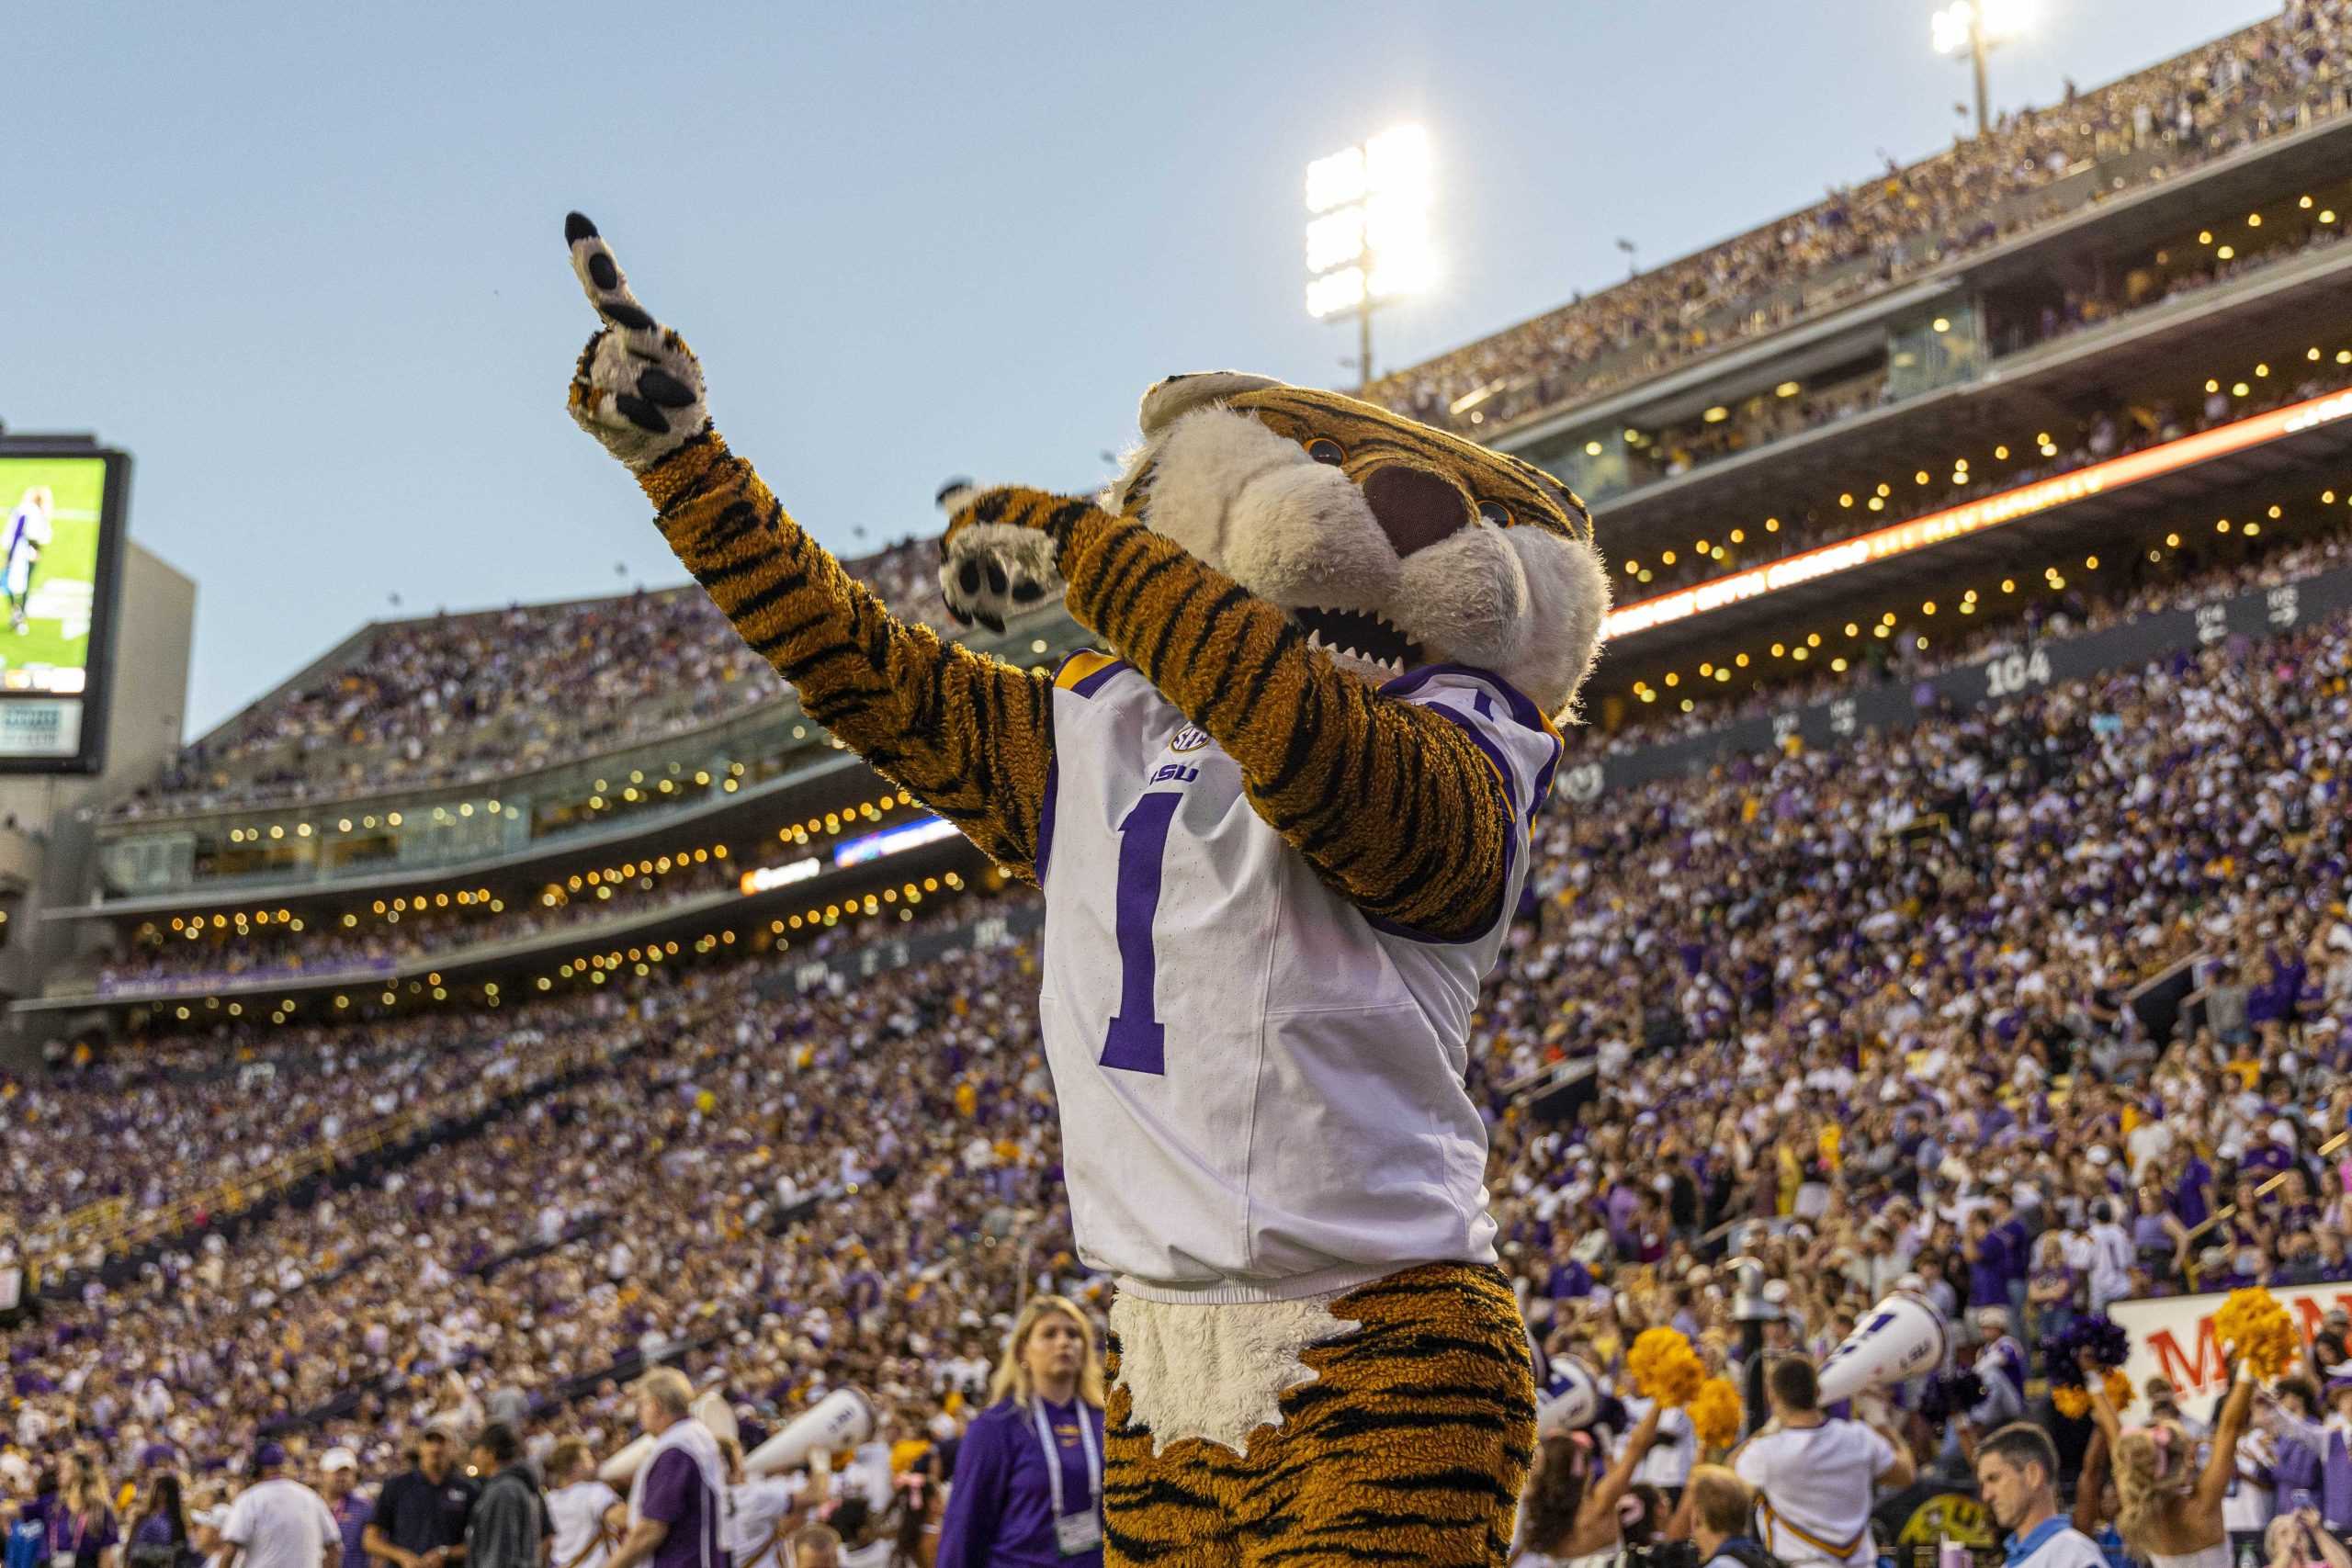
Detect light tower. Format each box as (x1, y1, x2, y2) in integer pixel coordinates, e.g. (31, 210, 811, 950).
(1931, 0, 2031, 138)
(1304, 124, 1435, 395)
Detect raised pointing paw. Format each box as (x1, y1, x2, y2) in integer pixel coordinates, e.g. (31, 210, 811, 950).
(936, 482, 1079, 634)
(563, 212, 710, 472)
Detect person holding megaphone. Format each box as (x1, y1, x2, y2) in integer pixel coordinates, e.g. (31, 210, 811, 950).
(603, 1371, 729, 1568)
(1732, 1355, 1914, 1568)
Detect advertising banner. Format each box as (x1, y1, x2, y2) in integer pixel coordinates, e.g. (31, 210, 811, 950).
(2110, 1280, 2352, 1419)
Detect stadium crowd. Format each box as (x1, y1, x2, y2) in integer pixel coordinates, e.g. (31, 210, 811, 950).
(107, 538, 949, 822)
(1608, 349, 2352, 606)
(89, 855, 759, 998)
(2, 1009, 630, 1263)
(1595, 507, 2352, 756)
(1371, 1, 2352, 434)
(1589, 178, 2351, 505)
(7, 573, 2351, 1565)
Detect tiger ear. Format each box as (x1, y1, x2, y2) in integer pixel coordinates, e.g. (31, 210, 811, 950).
(1138, 372, 1283, 435)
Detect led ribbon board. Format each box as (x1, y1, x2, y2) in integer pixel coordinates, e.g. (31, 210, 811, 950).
(1600, 387, 2352, 641)
(831, 815, 960, 867)
(740, 858, 822, 895)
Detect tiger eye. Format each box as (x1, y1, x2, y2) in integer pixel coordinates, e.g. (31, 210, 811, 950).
(1306, 437, 1347, 466)
(1477, 501, 1512, 527)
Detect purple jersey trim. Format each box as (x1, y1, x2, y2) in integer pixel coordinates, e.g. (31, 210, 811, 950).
(1036, 756, 1059, 886)
(1073, 659, 1129, 698)
(1380, 663, 1564, 819)
(1379, 662, 1551, 736)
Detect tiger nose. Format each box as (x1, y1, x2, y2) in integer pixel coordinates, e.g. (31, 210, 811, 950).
(1361, 464, 1470, 557)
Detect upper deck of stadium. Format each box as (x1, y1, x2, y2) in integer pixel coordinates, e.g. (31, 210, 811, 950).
(1367, 5, 2348, 441)
(82, 6, 2352, 901)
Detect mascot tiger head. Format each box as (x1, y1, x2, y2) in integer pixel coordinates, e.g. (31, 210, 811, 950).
(959, 372, 1610, 721)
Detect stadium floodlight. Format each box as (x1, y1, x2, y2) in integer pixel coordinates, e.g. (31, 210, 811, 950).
(1931, 0, 2029, 137)
(1305, 123, 1435, 392)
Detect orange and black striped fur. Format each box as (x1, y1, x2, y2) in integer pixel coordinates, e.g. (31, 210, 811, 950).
(1103, 1263, 1535, 1566)
(569, 217, 1610, 1562)
(637, 379, 1605, 939)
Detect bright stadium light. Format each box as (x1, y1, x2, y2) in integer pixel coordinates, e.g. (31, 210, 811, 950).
(1931, 0, 2029, 137)
(1305, 123, 1435, 391)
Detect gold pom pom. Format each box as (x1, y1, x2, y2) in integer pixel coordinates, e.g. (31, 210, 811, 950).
(1628, 1327, 1707, 1409)
(1690, 1376, 1743, 1450)
(2104, 1369, 2135, 1411)
(2052, 1384, 2090, 1419)
(2214, 1287, 2300, 1379)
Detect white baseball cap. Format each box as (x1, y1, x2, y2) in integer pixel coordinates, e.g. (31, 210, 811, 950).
(321, 1448, 358, 1473)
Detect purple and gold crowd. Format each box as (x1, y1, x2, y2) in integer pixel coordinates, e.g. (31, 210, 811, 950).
(8, 541, 2351, 1566)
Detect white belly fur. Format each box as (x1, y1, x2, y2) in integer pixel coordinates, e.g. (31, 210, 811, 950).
(1108, 1290, 1360, 1457)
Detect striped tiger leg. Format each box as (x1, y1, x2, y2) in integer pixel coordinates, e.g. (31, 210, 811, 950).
(1102, 1263, 1534, 1568)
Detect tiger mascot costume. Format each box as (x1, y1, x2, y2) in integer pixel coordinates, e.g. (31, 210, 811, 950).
(560, 213, 1609, 1564)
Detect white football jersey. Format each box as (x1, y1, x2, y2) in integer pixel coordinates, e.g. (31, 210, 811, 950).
(1037, 653, 1560, 1303)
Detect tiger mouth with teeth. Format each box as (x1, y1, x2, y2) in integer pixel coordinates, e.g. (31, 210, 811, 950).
(1290, 605, 1424, 679)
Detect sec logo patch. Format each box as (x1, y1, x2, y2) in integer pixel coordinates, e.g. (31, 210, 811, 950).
(1168, 725, 1210, 753)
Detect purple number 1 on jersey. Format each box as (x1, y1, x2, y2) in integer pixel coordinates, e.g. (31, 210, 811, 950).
(1100, 791, 1179, 1074)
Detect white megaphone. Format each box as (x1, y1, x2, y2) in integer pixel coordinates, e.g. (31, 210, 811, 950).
(692, 1392, 741, 1447)
(599, 1389, 744, 1485)
(744, 1387, 877, 1477)
(1816, 1289, 1949, 1406)
(599, 1435, 654, 1487)
(1536, 1357, 1602, 1437)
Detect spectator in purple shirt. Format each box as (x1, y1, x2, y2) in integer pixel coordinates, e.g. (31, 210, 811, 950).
(1964, 1212, 2010, 1311)
(318, 1452, 369, 1568)
(936, 1295, 1106, 1568)
(1990, 1191, 2032, 1322)
(607, 1371, 728, 1568)
(51, 1454, 117, 1568)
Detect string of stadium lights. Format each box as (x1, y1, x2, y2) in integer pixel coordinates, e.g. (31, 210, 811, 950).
(158, 867, 988, 1025)
(1621, 481, 2339, 715)
(1576, 180, 2345, 519)
(141, 788, 922, 951)
(151, 795, 976, 1026)
(1605, 337, 2352, 625)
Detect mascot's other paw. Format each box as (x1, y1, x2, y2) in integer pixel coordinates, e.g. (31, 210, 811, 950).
(563, 212, 710, 472)
(935, 482, 1088, 633)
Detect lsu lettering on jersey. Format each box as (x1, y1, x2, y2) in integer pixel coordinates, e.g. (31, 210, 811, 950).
(1038, 653, 1561, 1303)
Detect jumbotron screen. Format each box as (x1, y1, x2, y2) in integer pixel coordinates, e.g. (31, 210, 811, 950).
(0, 448, 130, 771)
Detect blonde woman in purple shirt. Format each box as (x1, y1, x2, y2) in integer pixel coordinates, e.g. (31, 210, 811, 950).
(935, 1297, 1106, 1568)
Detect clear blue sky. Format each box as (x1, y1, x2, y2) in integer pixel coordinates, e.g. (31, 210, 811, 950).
(3, 0, 2268, 738)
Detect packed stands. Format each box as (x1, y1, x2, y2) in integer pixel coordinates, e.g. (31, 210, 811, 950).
(19, 11, 2352, 1560)
(9, 565, 2350, 1505)
(1608, 345, 2352, 606)
(1371, 2, 2352, 435)
(1593, 507, 2352, 753)
(106, 536, 949, 821)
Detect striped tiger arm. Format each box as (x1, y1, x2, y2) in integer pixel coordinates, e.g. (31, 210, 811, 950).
(961, 488, 1511, 940)
(635, 432, 1057, 881)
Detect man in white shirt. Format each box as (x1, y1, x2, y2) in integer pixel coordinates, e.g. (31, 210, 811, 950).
(1734, 1356, 1914, 1568)
(220, 1443, 340, 1568)
(1973, 1424, 2106, 1568)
